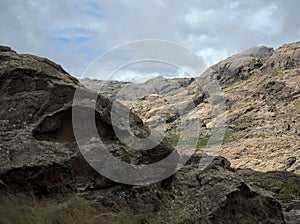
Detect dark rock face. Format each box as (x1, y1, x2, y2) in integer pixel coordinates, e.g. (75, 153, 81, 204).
(262, 81, 294, 100)
(1, 163, 75, 197)
(0, 46, 174, 195)
(0, 46, 16, 53)
(82, 156, 286, 223)
(238, 169, 300, 223)
(210, 182, 283, 224)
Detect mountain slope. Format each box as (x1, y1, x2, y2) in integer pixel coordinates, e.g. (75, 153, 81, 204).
(82, 41, 300, 173)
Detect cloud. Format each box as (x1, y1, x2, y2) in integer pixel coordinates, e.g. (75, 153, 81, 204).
(197, 48, 230, 66)
(0, 0, 300, 80)
(184, 8, 218, 28)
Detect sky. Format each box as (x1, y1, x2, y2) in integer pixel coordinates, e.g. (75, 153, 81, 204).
(1, 0, 300, 81)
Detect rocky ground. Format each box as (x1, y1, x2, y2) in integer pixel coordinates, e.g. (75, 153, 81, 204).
(0, 43, 299, 223)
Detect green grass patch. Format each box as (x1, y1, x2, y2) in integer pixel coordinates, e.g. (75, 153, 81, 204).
(267, 152, 286, 160)
(197, 138, 209, 149)
(223, 130, 235, 143)
(121, 151, 131, 163)
(277, 152, 285, 157)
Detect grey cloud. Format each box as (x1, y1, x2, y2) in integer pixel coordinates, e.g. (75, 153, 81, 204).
(0, 0, 300, 80)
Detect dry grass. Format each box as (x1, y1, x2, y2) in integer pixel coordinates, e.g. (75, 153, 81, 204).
(0, 193, 159, 224)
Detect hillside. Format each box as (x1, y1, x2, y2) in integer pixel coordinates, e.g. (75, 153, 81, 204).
(82, 42, 300, 173)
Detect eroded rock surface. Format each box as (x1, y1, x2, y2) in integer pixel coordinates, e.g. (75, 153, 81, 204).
(203, 46, 274, 85)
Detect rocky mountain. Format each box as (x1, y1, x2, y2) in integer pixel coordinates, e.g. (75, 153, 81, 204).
(0, 44, 299, 223)
(82, 41, 300, 173)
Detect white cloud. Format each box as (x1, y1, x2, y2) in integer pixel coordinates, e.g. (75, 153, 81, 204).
(152, 0, 166, 7)
(184, 34, 217, 49)
(113, 70, 161, 83)
(184, 8, 202, 27)
(230, 1, 241, 9)
(197, 48, 230, 66)
(247, 4, 282, 35)
(184, 8, 216, 27)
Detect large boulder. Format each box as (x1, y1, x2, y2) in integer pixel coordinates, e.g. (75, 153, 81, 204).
(238, 169, 300, 224)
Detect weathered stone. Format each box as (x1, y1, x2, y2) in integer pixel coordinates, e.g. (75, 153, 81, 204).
(264, 41, 300, 69)
(202, 46, 274, 85)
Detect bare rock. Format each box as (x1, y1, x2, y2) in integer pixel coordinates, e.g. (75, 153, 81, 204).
(202, 46, 274, 85)
(238, 168, 300, 223)
(83, 155, 286, 223)
(264, 41, 300, 69)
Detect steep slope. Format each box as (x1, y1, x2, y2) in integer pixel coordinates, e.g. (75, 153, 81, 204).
(219, 42, 300, 171)
(264, 41, 300, 69)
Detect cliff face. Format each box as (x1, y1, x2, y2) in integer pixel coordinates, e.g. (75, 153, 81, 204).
(0, 44, 299, 223)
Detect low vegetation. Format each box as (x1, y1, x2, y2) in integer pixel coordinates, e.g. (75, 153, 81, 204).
(0, 194, 159, 224)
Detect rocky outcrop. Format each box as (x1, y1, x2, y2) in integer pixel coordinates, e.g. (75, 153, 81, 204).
(0, 46, 175, 195)
(238, 169, 300, 224)
(81, 42, 300, 223)
(264, 41, 300, 69)
(202, 46, 274, 85)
